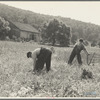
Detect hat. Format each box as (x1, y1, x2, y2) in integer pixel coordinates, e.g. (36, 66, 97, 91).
(79, 38, 83, 42)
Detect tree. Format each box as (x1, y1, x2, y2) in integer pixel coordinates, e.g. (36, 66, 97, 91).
(71, 33, 77, 44)
(0, 17, 10, 40)
(91, 40, 97, 47)
(44, 19, 71, 46)
(46, 19, 59, 45)
(57, 22, 71, 46)
(23, 17, 28, 24)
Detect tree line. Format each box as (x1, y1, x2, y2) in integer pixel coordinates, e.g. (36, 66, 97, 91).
(0, 3, 100, 46)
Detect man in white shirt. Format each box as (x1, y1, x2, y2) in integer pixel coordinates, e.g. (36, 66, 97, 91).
(27, 47, 54, 73)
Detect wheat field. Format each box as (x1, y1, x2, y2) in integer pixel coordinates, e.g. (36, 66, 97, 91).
(0, 41, 100, 98)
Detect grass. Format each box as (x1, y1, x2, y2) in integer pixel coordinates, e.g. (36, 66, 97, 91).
(0, 41, 100, 97)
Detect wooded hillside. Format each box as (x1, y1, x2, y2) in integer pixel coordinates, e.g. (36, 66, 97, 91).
(0, 3, 100, 43)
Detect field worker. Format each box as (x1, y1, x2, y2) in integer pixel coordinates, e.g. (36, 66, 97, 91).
(27, 47, 55, 73)
(68, 38, 89, 66)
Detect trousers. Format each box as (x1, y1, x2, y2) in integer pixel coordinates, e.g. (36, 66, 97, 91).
(35, 48, 52, 72)
(68, 49, 82, 65)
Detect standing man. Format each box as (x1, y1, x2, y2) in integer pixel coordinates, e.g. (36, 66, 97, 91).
(68, 38, 89, 66)
(27, 47, 54, 73)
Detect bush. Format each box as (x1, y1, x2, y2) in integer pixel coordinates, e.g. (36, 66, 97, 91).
(5, 36, 10, 41)
(91, 40, 97, 47)
(98, 41, 100, 48)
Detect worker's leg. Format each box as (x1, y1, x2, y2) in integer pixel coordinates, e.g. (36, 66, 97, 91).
(68, 50, 76, 65)
(77, 53, 82, 65)
(46, 52, 52, 72)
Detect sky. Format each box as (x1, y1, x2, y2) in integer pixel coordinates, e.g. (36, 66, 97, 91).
(0, 1, 100, 25)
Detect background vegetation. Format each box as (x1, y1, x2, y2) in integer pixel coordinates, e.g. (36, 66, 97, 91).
(0, 3, 100, 46)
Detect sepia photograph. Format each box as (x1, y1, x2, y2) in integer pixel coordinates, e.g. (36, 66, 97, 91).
(0, 1, 100, 98)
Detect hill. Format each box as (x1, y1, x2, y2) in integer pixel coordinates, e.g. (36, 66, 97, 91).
(0, 3, 100, 42)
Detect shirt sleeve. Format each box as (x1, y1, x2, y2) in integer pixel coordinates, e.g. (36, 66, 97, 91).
(82, 44, 88, 55)
(32, 51, 37, 70)
(32, 48, 41, 70)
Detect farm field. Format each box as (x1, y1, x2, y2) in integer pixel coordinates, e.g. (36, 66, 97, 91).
(0, 41, 100, 98)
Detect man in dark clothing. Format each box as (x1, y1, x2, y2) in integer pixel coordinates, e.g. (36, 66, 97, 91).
(68, 38, 89, 65)
(27, 47, 54, 73)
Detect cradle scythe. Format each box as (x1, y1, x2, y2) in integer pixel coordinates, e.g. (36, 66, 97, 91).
(87, 52, 95, 65)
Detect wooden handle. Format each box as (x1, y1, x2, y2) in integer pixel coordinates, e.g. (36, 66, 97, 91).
(88, 53, 95, 65)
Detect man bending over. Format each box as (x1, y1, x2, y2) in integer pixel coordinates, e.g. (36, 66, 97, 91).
(27, 47, 54, 73)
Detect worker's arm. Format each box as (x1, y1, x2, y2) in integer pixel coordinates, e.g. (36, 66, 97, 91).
(83, 45, 89, 55)
(32, 48, 41, 72)
(32, 52, 37, 72)
(84, 49, 89, 55)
